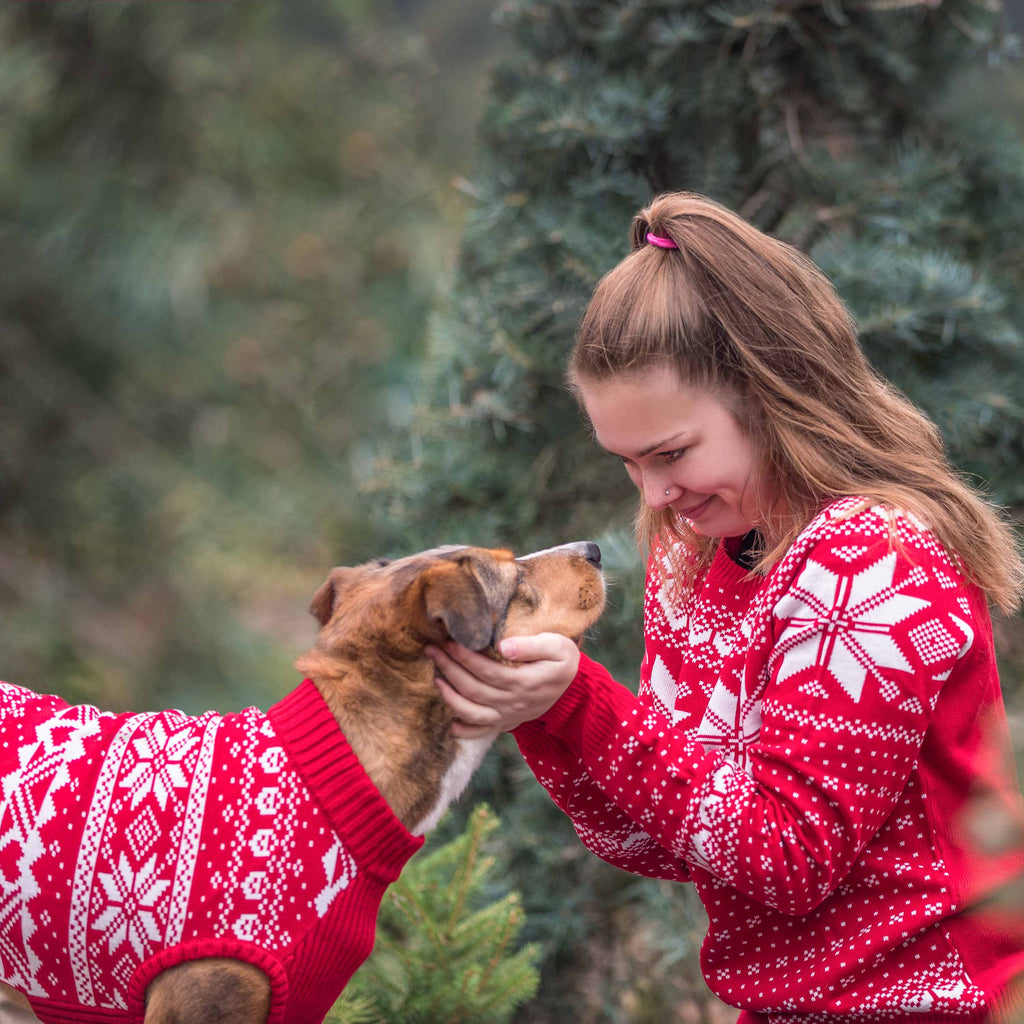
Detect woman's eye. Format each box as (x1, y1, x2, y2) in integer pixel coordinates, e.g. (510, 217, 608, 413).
(658, 448, 687, 463)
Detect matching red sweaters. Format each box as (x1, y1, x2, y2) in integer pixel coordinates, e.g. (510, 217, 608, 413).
(0, 678, 422, 1024)
(2, 495, 1023, 1022)
(515, 498, 1024, 1021)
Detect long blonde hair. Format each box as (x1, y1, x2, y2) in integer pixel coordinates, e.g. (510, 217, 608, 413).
(568, 192, 1024, 613)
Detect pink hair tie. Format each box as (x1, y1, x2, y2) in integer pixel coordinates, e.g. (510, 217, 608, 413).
(646, 231, 678, 250)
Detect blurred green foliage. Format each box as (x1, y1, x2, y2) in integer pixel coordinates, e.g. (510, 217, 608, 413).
(3, 3, 1024, 1023)
(0, 0, 491, 713)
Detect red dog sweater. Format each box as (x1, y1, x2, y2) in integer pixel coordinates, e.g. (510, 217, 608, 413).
(515, 499, 1024, 1022)
(0, 678, 423, 1024)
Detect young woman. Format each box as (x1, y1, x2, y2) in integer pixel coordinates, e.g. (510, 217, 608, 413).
(429, 192, 1024, 1021)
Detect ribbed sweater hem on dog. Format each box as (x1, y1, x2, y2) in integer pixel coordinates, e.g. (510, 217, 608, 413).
(0, 677, 423, 1024)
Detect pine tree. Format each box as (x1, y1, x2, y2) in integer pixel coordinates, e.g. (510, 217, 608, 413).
(374, 0, 1024, 674)
(328, 805, 540, 1024)
(373, 1, 1024, 1018)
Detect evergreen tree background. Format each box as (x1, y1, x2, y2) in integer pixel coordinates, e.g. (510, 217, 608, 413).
(0, 0, 493, 714)
(374, 0, 1024, 1019)
(2, 2, 1024, 1022)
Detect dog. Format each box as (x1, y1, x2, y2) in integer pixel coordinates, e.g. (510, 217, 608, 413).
(0, 541, 604, 1024)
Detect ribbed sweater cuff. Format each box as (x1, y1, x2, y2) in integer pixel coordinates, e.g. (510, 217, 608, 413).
(514, 653, 717, 788)
(268, 680, 423, 881)
(519, 652, 631, 748)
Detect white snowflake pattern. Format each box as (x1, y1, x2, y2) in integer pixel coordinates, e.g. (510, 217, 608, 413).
(771, 552, 930, 703)
(314, 839, 357, 916)
(119, 720, 198, 811)
(693, 668, 763, 766)
(647, 655, 681, 723)
(653, 546, 690, 631)
(93, 852, 170, 957)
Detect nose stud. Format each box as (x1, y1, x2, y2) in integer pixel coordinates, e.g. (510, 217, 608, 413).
(664, 489, 671, 496)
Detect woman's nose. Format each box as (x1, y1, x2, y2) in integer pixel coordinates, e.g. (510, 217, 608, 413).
(643, 472, 674, 510)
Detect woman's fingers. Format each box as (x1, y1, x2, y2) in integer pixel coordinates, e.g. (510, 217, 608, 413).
(450, 718, 502, 740)
(434, 670, 507, 738)
(427, 633, 582, 733)
(497, 632, 572, 663)
(426, 644, 508, 702)
(434, 675, 501, 728)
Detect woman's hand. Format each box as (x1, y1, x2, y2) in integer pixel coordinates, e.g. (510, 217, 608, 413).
(426, 633, 581, 738)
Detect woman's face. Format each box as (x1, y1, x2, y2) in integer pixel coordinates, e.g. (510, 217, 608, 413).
(579, 365, 769, 538)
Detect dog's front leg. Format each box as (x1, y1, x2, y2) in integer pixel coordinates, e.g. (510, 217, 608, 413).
(145, 959, 271, 1024)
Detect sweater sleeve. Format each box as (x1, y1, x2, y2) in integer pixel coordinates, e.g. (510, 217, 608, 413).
(513, 657, 695, 882)
(511, 541, 699, 881)
(519, 511, 981, 914)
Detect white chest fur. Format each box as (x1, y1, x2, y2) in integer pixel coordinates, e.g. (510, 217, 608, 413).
(411, 735, 497, 836)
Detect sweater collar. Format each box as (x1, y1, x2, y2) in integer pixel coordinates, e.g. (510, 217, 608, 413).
(706, 536, 767, 603)
(268, 680, 424, 881)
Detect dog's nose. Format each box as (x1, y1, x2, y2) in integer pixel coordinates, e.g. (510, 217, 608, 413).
(583, 542, 602, 569)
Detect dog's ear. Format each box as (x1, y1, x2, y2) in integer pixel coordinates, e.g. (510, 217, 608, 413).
(309, 567, 361, 627)
(418, 561, 495, 651)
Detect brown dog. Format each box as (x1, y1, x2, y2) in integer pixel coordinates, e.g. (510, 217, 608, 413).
(0, 542, 604, 1024)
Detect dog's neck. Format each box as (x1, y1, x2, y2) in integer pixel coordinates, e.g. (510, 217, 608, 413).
(294, 647, 487, 835)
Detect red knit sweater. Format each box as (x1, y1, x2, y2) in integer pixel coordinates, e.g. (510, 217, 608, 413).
(0, 678, 423, 1024)
(515, 499, 1024, 1021)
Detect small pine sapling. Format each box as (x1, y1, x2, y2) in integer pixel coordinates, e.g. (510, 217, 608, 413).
(328, 805, 540, 1024)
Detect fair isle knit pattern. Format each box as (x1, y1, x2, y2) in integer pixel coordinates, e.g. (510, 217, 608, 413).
(515, 499, 1024, 1021)
(0, 678, 423, 1024)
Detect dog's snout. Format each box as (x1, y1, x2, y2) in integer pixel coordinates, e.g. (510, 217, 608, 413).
(516, 540, 603, 570)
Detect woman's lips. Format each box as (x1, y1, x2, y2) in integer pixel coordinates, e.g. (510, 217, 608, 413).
(678, 496, 713, 518)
